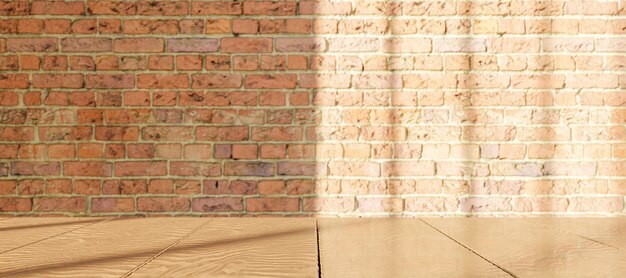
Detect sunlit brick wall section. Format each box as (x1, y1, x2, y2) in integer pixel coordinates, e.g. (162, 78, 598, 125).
(0, 0, 624, 216)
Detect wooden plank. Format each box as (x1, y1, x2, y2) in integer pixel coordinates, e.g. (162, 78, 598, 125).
(130, 218, 318, 278)
(524, 217, 626, 249)
(424, 218, 626, 277)
(318, 218, 509, 278)
(0, 218, 206, 277)
(0, 217, 106, 254)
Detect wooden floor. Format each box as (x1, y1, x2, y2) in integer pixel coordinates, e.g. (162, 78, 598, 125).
(0, 217, 625, 277)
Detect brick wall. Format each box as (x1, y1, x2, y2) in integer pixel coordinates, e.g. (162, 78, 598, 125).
(0, 0, 624, 216)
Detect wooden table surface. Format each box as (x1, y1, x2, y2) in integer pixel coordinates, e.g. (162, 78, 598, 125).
(0, 217, 624, 277)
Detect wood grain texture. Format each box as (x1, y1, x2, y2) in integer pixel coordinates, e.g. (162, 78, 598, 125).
(0, 217, 106, 254)
(130, 218, 318, 278)
(524, 218, 626, 249)
(424, 218, 626, 277)
(318, 218, 508, 278)
(0, 218, 205, 277)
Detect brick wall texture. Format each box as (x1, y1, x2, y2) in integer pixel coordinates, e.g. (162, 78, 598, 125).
(0, 0, 625, 216)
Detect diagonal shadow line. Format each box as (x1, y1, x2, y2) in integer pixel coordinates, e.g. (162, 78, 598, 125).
(0, 218, 112, 256)
(122, 218, 214, 277)
(528, 221, 620, 250)
(0, 219, 333, 277)
(419, 218, 518, 278)
(0, 218, 105, 232)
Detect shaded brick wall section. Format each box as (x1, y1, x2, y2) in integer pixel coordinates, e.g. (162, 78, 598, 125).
(0, 0, 624, 216)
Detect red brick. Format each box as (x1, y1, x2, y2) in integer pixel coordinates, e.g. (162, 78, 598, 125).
(0, 127, 33, 141)
(276, 38, 326, 52)
(142, 126, 193, 141)
(71, 19, 97, 34)
(48, 144, 75, 159)
(243, 1, 297, 15)
(251, 127, 302, 141)
(137, 1, 188, 15)
(127, 144, 154, 158)
(95, 126, 139, 141)
(277, 161, 318, 176)
(115, 161, 167, 176)
(17, 19, 43, 34)
(232, 144, 258, 159)
(85, 74, 134, 89)
(171, 161, 220, 177)
(245, 74, 297, 89)
(191, 1, 242, 15)
(146, 179, 172, 194)
(183, 144, 212, 160)
(191, 74, 242, 88)
(0, 198, 32, 212)
(18, 145, 46, 160)
(113, 38, 164, 53)
(11, 162, 60, 176)
(74, 180, 100, 195)
(38, 22, 62, 35)
(230, 180, 257, 195)
(137, 197, 190, 212)
(246, 197, 299, 212)
(32, 1, 85, 15)
(18, 179, 44, 195)
(155, 144, 181, 159)
(233, 19, 258, 34)
(220, 38, 272, 53)
(179, 19, 203, 34)
(176, 55, 203, 70)
(33, 197, 86, 212)
(64, 161, 112, 177)
(260, 145, 286, 159)
(46, 179, 72, 194)
(0, 74, 29, 88)
(91, 198, 134, 212)
(192, 197, 243, 212)
(0, 144, 18, 158)
(120, 179, 147, 194)
(98, 18, 121, 34)
(87, 1, 136, 15)
(0, 1, 29, 16)
(38, 126, 92, 141)
(196, 126, 248, 141)
(138, 74, 188, 89)
(205, 19, 230, 33)
(61, 38, 111, 52)
(167, 38, 218, 52)
(33, 74, 83, 89)
(0, 180, 16, 195)
(224, 162, 275, 177)
(105, 144, 125, 159)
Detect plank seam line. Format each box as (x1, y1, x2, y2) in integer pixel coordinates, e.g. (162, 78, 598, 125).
(419, 219, 519, 278)
(533, 223, 620, 250)
(0, 217, 113, 255)
(316, 219, 322, 278)
(121, 218, 213, 278)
